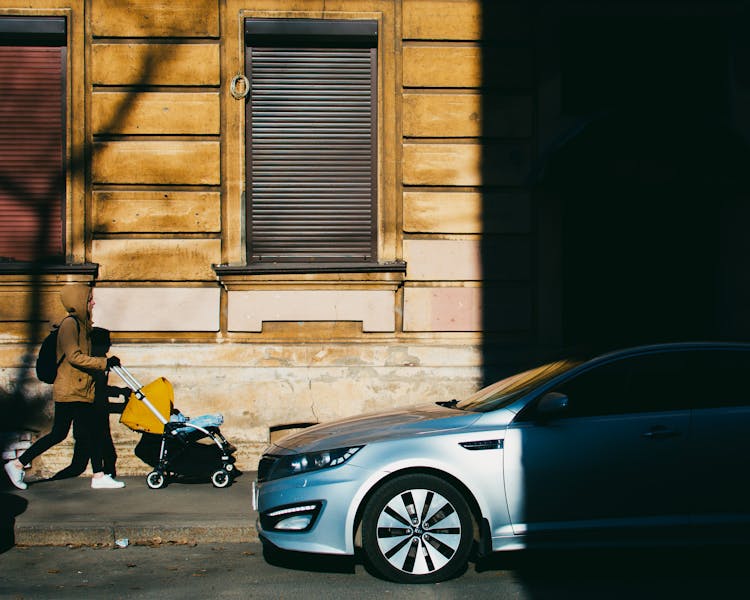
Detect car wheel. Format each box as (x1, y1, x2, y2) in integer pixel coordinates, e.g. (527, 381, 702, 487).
(361, 473, 474, 583)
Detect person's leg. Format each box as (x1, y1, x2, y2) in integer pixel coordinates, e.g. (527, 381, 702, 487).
(76, 403, 103, 474)
(49, 416, 90, 480)
(100, 411, 117, 477)
(18, 402, 77, 466)
(5, 403, 76, 489)
(79, 403, 124, 489)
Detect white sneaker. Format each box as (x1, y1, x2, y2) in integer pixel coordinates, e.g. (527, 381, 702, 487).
(91, 474, 125, 489)
(4, 460, 27, 490)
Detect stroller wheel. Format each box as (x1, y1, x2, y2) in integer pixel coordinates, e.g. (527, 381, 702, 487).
(146, 470, 167, 489)
(211, 469, 231, 488)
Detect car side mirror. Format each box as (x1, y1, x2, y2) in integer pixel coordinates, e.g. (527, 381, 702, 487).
(536, 392, 569, 419)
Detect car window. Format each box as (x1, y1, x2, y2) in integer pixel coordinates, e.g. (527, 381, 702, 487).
(624, 353, 694, 413)
(456, 359, 582, 412)
(548, 358, 631, 418)
(688, 349, 750, 409)
(540, 352, 694, 418)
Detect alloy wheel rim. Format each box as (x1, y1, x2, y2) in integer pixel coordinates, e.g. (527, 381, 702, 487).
(375, 488, 462, 575)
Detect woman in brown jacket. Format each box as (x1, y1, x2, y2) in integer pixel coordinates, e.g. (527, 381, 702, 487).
(4, 284, 125, 490)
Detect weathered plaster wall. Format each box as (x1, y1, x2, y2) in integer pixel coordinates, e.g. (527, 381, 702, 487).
(1, 341, 484, 475)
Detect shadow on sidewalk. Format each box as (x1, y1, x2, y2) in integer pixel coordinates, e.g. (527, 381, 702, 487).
(0, 485, 28, 553)
(262, 540, 358, 575)
(475, 545, 750, 597)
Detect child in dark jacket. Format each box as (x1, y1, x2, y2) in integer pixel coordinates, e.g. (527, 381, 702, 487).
(50, 327, 130, 480)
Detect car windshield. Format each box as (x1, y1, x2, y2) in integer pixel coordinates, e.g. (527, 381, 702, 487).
(456, 359, 583, 412)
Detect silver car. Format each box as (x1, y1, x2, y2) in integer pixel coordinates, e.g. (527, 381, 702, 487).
(253, 343, 750, 583)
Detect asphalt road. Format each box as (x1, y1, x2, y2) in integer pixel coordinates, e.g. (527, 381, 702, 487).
(2, 542, 750, 599)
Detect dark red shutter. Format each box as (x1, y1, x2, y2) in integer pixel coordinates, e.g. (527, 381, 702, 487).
(0, 45, 65, 262)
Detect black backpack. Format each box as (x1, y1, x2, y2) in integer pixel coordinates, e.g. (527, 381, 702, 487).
(36, 317, 78, 384)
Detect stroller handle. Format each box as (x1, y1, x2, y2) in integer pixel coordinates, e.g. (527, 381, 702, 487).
(110, 364, 142, 390)
(111, 365, 168, 426)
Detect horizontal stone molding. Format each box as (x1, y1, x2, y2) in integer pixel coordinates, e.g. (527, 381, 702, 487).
(92, 43, 220, 86)
(93, 287, 220, 332)
(403, 142, 531, 187)
(404, 285, 532, 332)
(0, 289, 64, 323)
(403, 0, 530, 42)
(404, 286, 482, 332)
(403, 92, 532, 139)
(403, 190, 531, 234)
(403, 45, 482, 88)
(92, 141, 220, 186)
(92, 91, 220, 136)
(92, 239, 220, 281)
(228, 289, 396, 332)
(404, 238, 532, 282)
(403, 0, 482, 40)
(93, 191, 221, 234)
(92, 0, 219, 38)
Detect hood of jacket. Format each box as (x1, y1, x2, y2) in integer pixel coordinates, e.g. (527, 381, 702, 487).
(60, 284, 92, 325)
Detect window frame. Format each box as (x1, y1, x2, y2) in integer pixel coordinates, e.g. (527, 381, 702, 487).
(0, 5, 92, 275)
(215, 7, 404, 279)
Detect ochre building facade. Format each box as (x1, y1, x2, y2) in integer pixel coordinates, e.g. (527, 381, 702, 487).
(2, 0, 748, 474)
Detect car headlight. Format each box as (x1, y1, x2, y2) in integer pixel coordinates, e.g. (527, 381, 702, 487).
(264, 446, 363, 482)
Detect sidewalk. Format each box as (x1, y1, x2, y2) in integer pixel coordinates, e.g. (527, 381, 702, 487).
(1, 473, 258, 547)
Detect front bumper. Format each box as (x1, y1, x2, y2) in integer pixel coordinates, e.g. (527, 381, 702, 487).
(254, 463, 370, 555)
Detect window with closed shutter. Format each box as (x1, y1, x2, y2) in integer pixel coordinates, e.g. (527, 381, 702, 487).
(0, 17, 66, 264)
(245, 19, 377, 265)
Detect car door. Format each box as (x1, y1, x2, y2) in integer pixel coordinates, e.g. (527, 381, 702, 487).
(687, 348, 750, 534)
(503, 351, 692, 543)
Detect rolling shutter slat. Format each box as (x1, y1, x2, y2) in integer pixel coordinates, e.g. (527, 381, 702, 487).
(247, 45, 376, 262)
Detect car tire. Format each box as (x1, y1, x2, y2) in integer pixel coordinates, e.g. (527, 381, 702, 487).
(361, 473, 474, 583)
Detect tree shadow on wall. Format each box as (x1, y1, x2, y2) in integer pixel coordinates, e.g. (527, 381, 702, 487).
(0, 30, 186, 546)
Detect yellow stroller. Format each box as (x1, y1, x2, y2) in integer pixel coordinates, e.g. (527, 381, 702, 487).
(113, 365, 237, 489)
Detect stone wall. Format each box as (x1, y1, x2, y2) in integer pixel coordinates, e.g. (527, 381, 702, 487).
(2, 340, 485, 475)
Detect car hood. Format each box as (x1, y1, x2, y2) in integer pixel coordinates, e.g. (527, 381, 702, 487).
(272, 404, 483, 453)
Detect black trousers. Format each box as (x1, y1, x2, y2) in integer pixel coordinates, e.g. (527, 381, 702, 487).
(50, 404, 116, 479)
(19, 402, 103, 474)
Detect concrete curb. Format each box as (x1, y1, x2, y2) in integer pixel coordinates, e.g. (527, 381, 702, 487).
(14, 524, 259, 547)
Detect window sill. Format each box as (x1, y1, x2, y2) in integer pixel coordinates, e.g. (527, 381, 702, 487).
(0, 262, 99, 276)
(213, 261, 406, 290)
(213, 261, 405, 277)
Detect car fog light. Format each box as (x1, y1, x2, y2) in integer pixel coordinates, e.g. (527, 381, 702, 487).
(261, 501, 323, 533)
(275, 515, 313, 530)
